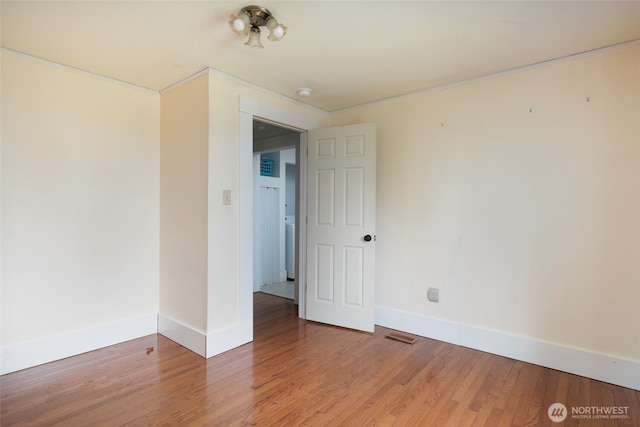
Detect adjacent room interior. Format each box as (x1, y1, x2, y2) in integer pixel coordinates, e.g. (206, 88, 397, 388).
(253, 120, 300, 302)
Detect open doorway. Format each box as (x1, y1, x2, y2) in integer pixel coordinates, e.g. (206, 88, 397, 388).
(238, 97, 319, 343)
(252, 119, 302, 304)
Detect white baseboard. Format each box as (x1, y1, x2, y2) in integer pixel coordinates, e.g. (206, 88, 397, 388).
(206, 322, 253, 358)
(375, 306, 640, 391)
(1, 313, 250, 375)
(7, 307, 635, 391)
(157, 314, 206, 357)
(157, 315, 252, 359)
(1, 313, 157, 375)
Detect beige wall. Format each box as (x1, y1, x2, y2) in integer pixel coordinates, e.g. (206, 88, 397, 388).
(330, 45, 640, 361)
(159, 70, 327, 342)
(206, 72, 327, 332)
(1, 52, 160, 346)
(3, 41, 637, 379)
(160, 73, 210, 333)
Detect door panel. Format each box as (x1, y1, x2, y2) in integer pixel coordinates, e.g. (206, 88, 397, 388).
(316, 169, 335, 226)
(344, 246, 364, 306)
(345, 167, 364, 226)
(316, 244, 334, 302)
(306, 123, 376, 332)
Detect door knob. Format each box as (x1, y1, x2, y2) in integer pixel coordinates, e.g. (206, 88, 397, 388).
(363, 234, 372, 242)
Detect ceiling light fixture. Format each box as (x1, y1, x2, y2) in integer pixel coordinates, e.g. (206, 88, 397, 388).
(229, 5, 287, 48)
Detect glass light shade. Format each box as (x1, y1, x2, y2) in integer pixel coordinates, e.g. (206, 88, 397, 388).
(228, 12, 250, 36)
(266, 17, 287, 41)
(245, 28, 264, 48)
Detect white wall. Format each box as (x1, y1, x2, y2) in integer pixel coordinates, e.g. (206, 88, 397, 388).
(4, 43, 636, 389)
(330, 45, 640, 388)
(157, 71, 326, 358)
(1, 52, 160, 373)
(159, 73, 210, 350)
(206, 72, 327, 339)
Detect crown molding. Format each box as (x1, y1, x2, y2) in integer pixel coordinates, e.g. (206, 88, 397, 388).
(1, 47, 159, 95)
(331, 39, 640, 114)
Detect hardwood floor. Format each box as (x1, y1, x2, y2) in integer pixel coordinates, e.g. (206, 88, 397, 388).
(2, 293, 639, 426)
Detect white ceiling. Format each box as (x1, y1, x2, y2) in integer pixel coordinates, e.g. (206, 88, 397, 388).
(2, 1, 640, 112)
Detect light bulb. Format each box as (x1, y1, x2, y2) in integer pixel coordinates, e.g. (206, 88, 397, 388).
(233, 18, 246, 32)
(266, 17, 287, 41)
(272, 25, 284, 39)
(228, 12, 250, 36)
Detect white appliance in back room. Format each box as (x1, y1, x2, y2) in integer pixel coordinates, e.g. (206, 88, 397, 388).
(285, 215, 295, 280)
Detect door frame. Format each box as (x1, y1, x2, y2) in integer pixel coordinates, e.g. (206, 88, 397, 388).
(239, 97, 320, 334)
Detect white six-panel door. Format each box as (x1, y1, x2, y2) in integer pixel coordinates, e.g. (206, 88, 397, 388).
(306, 124, 376, 332)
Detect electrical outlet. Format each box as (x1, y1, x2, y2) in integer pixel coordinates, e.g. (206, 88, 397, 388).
(427, 288, 439, 303)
